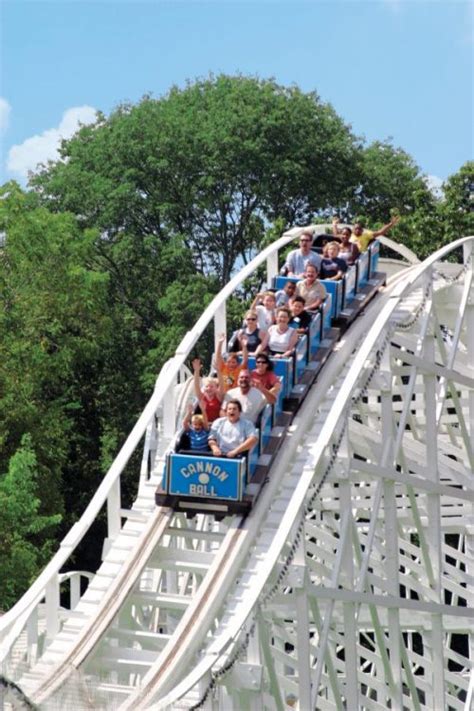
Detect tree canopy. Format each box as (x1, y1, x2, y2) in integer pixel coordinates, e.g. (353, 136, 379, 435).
(440, 161, 474, 243)
(31, 75, 363, 284)
(349, 140, 432, 223)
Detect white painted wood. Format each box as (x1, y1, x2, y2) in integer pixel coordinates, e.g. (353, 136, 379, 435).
(1, 233, 473, 711)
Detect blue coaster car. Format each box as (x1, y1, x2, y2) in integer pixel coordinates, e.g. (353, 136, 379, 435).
(319, 280, 343, 319)
(165, 452, 248, 501)
(368, 240, 380, 278)
(320, 291, 332, 334)
(343, 264, 357, 307)
(294, 333, 308, 383)
(308, 309, 321, 357)
(259, 403, 273, 452)
(357, 250, 370, 289)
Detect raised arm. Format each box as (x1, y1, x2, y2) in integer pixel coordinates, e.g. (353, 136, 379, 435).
(332, 216, 340, 237)
(372, 215, 400, 238)
(192, 357, 203, 399)
(215, 333, 226, 371)
(240, 337, 249, 370)
(182, 402, 193, 430)
(251, 293, 264, 310)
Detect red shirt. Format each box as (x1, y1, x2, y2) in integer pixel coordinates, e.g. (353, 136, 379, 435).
(250, 370, 279, 390)
(202, 395, 221, 423)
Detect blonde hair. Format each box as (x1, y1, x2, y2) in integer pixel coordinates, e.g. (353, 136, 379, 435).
(191, 414, 205, 426)
(323, 241, 341, 257)
(202, 376, 218, 388)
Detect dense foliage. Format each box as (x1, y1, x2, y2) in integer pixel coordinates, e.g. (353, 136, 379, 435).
(0, 435, 61, 609)
(31, 76, 363, 284)
(384, 160, 474, 260)
(348, 140, 432, 222)
(0, 182, 216, 606)
(0, 75, 471, 609)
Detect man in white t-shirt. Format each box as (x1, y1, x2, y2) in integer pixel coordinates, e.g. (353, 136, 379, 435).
(208, 400, 258, 457)
(221, 370, 269, 424)
(284, 231, 322, 277)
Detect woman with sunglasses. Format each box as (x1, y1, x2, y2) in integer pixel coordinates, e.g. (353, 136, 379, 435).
(266, 308, 299, 358)
(250, 354, 281, 404)
(230, 310, 268, 354)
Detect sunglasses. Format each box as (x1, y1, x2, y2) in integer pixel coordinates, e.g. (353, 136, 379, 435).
(246, 317, 257, 321)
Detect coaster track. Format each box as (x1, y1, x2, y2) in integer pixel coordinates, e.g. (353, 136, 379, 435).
(1, 230, 473, 710)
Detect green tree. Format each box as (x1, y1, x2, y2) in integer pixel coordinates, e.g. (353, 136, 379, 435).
(349, 140, 433, 223)
(0, 182, 217, 548)
(384, 162, 474, 261)
(0, 183, 112, 515)
(31, 75, 362, 284)
(0, 435, 61, 610)
(440, 161, 474, 243)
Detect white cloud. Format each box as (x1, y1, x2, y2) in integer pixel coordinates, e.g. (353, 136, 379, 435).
(426, 174, 444, 199)
(7, 105, 97, 179)
(0, 98, 11, 133)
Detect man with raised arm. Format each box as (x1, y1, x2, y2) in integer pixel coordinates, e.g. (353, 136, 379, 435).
(333, 215, 400, 252)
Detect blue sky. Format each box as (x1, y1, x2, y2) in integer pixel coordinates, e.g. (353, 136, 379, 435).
(0, 0, 472, 189)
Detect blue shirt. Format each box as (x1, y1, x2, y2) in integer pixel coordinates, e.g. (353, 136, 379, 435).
(188, 428, 210, 452)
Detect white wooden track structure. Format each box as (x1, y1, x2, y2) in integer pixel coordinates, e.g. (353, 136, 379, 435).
(1, 227, 473, 711)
